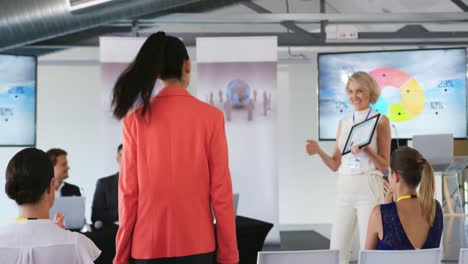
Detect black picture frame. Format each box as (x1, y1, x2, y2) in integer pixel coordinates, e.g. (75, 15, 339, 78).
(342, 114, 381, 156)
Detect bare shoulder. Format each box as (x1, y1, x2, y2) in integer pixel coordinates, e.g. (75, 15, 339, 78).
(371, 204, 381, 217)
(369, 204, 382, 225)
(378, 114, 390, 127)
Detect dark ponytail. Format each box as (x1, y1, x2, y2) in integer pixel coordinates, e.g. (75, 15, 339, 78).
(390, 146, 436, 226)
(112, 31, 189, 119)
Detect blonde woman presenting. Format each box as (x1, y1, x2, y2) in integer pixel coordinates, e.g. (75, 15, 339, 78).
(306, 71, 391, 264)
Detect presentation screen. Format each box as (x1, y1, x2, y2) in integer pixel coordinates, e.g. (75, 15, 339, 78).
(318, 48, 467, 140)
(0, 54, 36, 146)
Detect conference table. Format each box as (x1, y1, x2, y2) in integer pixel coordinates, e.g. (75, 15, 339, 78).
(84, 216, 273, 264)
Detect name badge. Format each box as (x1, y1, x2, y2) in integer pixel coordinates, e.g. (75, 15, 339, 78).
(347, 157, 361, 169)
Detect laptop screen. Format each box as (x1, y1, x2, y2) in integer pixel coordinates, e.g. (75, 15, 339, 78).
(49, 196, 86, 230)
(412, 134, 453, 166)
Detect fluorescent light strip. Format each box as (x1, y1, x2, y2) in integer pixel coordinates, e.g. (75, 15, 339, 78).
(68, 0, 114, 12)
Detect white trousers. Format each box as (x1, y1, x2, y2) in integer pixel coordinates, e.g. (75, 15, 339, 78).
(330, 172, 384, 264)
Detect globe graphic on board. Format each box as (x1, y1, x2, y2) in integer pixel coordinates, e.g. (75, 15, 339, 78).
(226, 79, 251, 106)
(8, 86, 25, 100)
(369, 67, 425, 123)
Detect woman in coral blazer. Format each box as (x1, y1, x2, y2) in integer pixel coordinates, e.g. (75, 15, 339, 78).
(111, 32, 239, 264)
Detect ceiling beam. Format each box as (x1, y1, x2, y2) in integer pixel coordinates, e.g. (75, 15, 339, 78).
(319, 0, 326, 45)
(451, 0, 468, 12)
(359, 31, 468, 39)
(127, 12, 468, 24)
(22, 31, 468, 49)
(240, 1, 319, 39)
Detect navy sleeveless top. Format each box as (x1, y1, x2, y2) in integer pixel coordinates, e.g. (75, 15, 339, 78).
(377, 200, 443, 250)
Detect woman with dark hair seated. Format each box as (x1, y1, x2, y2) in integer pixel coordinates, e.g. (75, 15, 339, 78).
(365, 146, 443, 250)
(0, 148, 100, 263)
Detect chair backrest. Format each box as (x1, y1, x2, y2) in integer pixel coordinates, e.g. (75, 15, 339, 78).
(459, 248, 468, 264)
(443, 173, 464, 214)
(257, 250, 339, 264)
(359, 249, 441, 264)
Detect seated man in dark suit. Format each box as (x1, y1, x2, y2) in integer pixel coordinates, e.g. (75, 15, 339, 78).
(46, 148, 81, 197)
(91, 144, 121, 227)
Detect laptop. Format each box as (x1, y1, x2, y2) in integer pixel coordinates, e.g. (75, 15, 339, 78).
(49, 196, 86, 230)
(412, 134, 453, 172)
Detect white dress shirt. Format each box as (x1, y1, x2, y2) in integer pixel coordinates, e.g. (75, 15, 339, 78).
(55, 182, 65, 197)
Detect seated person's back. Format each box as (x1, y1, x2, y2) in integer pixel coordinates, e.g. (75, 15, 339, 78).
(0, 219, 99, 263)
(0, 148, 100, 264)
(378, 199, 442, 249)
(365, 146, 443, 250)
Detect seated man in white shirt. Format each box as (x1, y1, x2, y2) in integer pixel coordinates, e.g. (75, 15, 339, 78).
(0, 148, 100, 264)
(46, 148, 81, 197)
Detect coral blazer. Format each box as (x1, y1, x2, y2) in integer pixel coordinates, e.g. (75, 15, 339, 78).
(114, 86, 238, 264)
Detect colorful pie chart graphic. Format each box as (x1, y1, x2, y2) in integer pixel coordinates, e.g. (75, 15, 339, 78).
(369, 67, 425, 122)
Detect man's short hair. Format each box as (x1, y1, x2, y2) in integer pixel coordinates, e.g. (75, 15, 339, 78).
(46, 148, 67, 166)
(117, 144, 123, 153)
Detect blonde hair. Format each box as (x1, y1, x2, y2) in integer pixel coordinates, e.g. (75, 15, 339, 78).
(346, 71, 380, 104)
(390, 146, 436, 226)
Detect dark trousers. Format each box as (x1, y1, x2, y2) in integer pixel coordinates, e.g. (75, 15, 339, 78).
(132, 252, 213, 264)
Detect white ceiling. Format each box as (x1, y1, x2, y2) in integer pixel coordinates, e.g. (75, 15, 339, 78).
(203, 0, 463, 14)
(37, 0, 468, 58)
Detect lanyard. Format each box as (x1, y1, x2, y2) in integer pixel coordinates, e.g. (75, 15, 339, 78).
(396, 194, 417, 202)
(353, 108, 372, 124)
(15, 217, 38, 221)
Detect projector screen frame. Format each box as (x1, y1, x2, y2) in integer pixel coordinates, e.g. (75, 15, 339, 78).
(0, 52, 37, 147)
(317, 47, 468, 141)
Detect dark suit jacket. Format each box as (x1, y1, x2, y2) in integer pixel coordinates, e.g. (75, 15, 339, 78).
(91, 173, 119, 225)
(60, 182, 81, 197)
